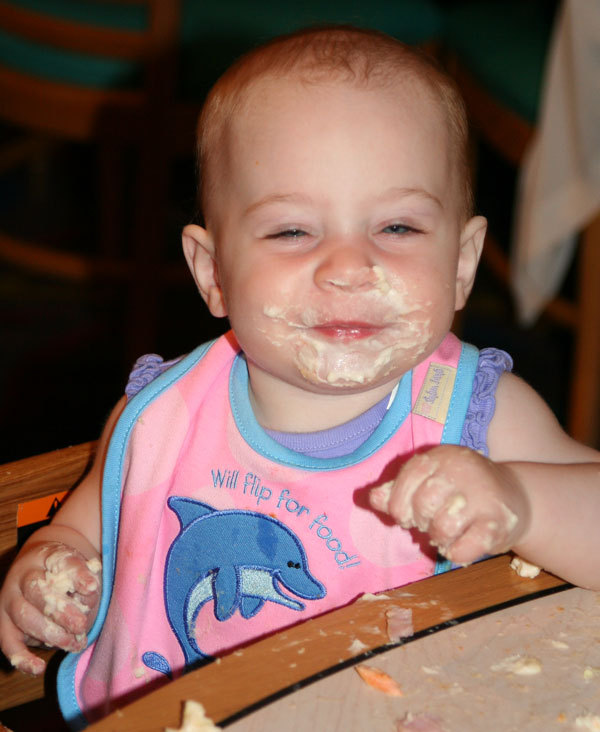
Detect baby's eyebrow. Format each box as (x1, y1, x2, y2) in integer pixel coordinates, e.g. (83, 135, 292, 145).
(380, 186, 443, 210)
(243, 188, 443, 218)
(244, 192, 313, 217)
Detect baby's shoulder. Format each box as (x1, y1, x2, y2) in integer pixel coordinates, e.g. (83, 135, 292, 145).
(487, 372, 597, 463)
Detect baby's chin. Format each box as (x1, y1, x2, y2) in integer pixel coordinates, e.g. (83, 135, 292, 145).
(293, 338, 427, 390)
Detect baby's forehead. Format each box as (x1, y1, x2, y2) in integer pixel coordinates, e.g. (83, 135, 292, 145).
(204, 71, 467, 225)
(230, 73, 448, 139)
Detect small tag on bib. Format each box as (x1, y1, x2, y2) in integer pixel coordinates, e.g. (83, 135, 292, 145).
(413, 362, 456, 424)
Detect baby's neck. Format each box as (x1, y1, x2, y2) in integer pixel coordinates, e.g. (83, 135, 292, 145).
(247, 363, 399, 432)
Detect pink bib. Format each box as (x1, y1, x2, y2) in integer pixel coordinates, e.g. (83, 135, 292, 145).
(58, 331, 479, 725)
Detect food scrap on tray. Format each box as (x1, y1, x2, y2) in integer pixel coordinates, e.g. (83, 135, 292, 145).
(355, 664, 403, 696)
(385, 606, 414, 642)
(396, 712, 447, 731)
(164, 700, 221, 731)
(509, 555, 541, 578)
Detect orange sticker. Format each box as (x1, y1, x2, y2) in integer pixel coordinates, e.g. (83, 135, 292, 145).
(17, 491, 68, 528)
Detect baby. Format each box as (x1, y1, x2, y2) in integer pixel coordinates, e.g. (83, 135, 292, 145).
(1, 26, 599, 727)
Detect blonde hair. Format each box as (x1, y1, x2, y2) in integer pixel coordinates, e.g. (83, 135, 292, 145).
(195, 26, 473, 224)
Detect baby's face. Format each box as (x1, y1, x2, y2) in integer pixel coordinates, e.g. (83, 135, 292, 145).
(205, 77, 480, 396)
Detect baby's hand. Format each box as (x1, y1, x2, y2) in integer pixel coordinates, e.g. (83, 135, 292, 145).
(369, 445, 529, 566)
(0, 542, 101, 675)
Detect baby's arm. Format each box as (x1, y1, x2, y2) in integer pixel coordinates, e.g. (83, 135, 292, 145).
(370, 373, 600, 589)
(0, 396, 126, 674)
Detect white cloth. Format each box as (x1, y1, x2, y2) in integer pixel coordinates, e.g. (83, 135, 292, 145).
(511, 0, 600, 324)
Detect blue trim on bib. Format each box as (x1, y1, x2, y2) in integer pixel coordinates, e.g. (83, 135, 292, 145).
(433, 556, 455, 575)
(433, 341, 479, 576)
(441, 342, 479, 446)
(229, 353, 412, 470)
(56, 339, 219, 729)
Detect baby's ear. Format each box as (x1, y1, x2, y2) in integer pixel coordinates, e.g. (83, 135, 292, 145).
(182, 224, 227, 317)
(455, 215, 487, 311)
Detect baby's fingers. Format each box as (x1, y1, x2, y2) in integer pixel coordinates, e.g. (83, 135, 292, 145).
(370, 454, 452, 531)
(42, 546, 101, 597)
(6, 597, 85, 655)
(22, 569, 89, 636)
(437, 517, 505, 566)
(23, 547, 101, 635)
(1, 629, 46, 676)
(369, 480, 394, 513)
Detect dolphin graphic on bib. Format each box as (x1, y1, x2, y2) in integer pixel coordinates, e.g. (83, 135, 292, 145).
(142, 497, 325, 675)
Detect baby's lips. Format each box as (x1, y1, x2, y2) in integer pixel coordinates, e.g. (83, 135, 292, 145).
(370, 481, 394, 512)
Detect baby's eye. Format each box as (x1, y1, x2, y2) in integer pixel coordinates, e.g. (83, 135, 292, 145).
(381, 223, 415, 235)
(267, 228, 308, 239)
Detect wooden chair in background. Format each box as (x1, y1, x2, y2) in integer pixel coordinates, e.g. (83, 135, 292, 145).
(0, 442, 97, 729)
(442, 0, 600, 447)
(0, 0, 196, 366)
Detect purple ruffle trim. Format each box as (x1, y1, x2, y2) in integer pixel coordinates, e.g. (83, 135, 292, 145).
(124, 353, 181, 400)
(460, 348, 513, 456)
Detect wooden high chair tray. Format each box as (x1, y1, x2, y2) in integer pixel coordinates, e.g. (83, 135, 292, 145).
(87, 555, 568, 731)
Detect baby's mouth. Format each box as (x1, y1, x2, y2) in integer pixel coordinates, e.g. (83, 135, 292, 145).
(310, 322, 383, 341)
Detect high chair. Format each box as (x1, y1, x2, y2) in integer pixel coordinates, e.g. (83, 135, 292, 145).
(442, 0, 600, 447)
(0, 442, 97, 727)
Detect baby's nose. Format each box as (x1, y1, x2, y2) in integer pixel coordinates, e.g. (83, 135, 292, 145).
(314, 243, 377, 293)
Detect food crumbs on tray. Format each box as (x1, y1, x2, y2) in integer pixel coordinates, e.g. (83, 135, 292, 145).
(355, 664, 403, 696)
(575, 715, 600, 730)
(490, 654, 542, 676)
(396, 712, 447, 731)
(386, 607, 414, 642)
(421, 666, 441, 675)
(358, 592, 392, 602)
(509, 556, 541, 578)
(583, 666, 600, 681)
(164, 700, 221, 731)
(348, 638, 369, 654)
